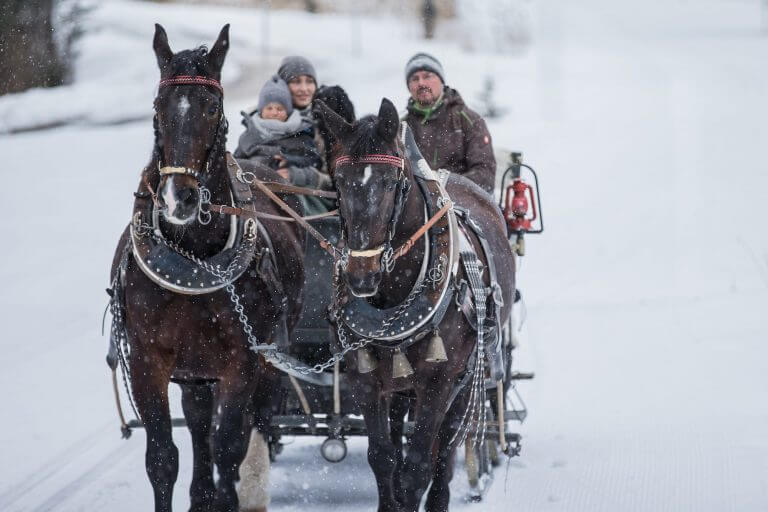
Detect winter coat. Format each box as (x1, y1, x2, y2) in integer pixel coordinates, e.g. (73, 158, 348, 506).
(234, 109, 321, 172)
(234, 108, 333, 215)
(404, 87, 496, 193)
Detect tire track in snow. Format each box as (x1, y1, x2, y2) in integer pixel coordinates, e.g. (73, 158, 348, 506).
(0, 422, 112, 510)
(0, 421, 130, 511)
(31, 441, 134, 512)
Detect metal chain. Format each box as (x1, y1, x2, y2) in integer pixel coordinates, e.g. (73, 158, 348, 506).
(135, 218, 255, 284)
(137, 222, 446, 375)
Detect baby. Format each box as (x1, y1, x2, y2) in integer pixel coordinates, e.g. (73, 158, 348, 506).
(234, 75, 322, 178)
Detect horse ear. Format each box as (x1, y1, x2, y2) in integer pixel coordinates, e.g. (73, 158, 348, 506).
(208, 24, 230, 76)
(315, 99, 353, 141)
(153, 24, 173, 71)
(376, 98, 399, 142)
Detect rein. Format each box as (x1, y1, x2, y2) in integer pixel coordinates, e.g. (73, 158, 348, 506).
(203, 156, 451, 265)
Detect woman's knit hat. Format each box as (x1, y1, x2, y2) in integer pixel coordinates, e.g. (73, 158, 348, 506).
(257, 75, 293, 116)
(277, 56, 317, 83)
(405, 52, 445, 84)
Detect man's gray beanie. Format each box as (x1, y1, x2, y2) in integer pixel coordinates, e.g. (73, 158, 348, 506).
(257, 75, 293, 116)
(277, 55, 317, 83)
(405, 52, 445, 83)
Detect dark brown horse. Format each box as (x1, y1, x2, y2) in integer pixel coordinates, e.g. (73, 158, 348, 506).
(316, 98, 515, 512)
(109, 25, 304, 512)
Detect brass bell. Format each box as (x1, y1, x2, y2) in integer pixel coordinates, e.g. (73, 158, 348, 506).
(392, 348, 414, 379)
(357, 347, 378, 374)
(425, 330, 448, 363)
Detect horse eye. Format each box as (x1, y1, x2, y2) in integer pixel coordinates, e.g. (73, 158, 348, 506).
(208, 103, 219, 115)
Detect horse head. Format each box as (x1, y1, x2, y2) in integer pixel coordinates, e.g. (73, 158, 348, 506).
(152, 23, 229, 226)
(316, 98, 410, 297)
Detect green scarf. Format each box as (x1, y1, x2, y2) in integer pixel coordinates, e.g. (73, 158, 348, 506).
(411, 93, 444, 124)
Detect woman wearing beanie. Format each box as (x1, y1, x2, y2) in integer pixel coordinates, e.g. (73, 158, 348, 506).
(277, 55, 318, 112)
(276, 55, 356, 172)
(234, 75, 322, 186)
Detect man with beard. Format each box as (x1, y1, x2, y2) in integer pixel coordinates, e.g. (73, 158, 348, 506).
(404, 53, 496, 194)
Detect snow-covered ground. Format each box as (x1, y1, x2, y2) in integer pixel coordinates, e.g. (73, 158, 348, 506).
(1, 0, 767, 510)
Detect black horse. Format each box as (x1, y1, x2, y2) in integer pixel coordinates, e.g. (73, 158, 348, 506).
(109, 25, 304, 512)
(316, 98, 516, 512)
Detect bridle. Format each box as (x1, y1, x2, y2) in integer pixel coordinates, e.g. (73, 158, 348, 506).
(154, 75, 228, 180)
(333, 153, 410, 273)
(153, 75, 228, 224)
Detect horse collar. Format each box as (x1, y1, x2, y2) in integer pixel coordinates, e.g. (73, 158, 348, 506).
(338, 174, 459, 344)
(129, 154, 262, 295)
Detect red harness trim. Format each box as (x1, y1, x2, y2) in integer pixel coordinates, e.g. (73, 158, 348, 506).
(334, 154, 404, 170)
(159, 75, 223, 93)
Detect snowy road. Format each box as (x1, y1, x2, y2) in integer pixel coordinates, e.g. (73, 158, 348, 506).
(1, 0, 767, 510)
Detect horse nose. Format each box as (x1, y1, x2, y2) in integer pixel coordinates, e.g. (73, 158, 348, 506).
(345, 272, 381, 298)
(174, 185, 199, 214)
(176, 186, 197, 205)
(160, 179, 199, 224)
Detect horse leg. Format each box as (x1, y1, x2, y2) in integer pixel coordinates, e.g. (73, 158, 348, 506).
(212, 375, 256, 512)
(357, 384, 400, 512)
(398, 385, 454, 512)
(132, 363, 178, 512)
(389, 394, 410, 506)
(181, 383, 215, 512)
(424, 392, 464, 512)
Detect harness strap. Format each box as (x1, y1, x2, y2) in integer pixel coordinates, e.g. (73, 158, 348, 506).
(159, 75, 223, 93)
(208, 203, 339, 223)
(259, 181, 337, 199)
(335, 154, 404, 169)
(141, 173, 161, 209)
(249, 178, 339, 257)
(391, 200, 452, 261)
(159, 166, 198, 177)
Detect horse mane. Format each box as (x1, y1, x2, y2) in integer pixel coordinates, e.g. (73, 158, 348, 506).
(167, 46, 215, 77)
(346, 115, 391, 160)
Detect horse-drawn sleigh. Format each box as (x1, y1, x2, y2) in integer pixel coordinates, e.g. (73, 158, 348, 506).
(107, 24, 542, 512)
